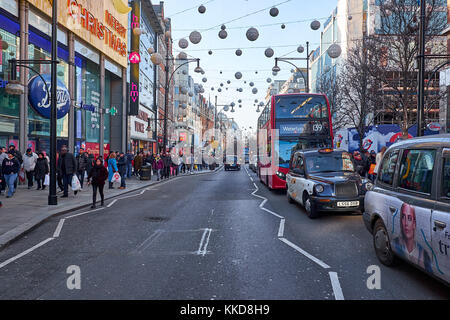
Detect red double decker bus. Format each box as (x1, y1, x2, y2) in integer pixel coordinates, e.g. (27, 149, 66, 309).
(257, 93, 334, 189)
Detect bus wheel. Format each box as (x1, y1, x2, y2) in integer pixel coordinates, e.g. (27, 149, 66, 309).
(304, 194, 319, 219)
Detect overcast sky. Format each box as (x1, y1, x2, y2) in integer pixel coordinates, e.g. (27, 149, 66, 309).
(164, 0, 338, 130)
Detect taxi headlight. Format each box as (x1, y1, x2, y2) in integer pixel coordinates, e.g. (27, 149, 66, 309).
(314, 184, 325, 194)
(365, 181, 374, 191)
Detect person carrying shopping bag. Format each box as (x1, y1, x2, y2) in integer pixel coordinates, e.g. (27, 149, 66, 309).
(117, 152, 127, 189)
(107, 152, 119, 189)
(87, 157, 108, 209)
(2, 152, 20, 198)
(35, 152, 49, 190)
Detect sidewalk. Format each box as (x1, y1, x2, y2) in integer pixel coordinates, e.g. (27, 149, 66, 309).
(0, 167, 221, 250)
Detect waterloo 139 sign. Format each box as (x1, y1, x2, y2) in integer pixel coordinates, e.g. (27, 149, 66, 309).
(28, 74, 71, 119)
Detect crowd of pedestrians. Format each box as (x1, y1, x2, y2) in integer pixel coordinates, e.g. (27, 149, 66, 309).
(350, 147, 387, 182)
(0, 145, 212, 208)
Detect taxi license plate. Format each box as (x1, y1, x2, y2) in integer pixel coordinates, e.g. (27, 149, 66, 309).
(337, 201, 359, 207)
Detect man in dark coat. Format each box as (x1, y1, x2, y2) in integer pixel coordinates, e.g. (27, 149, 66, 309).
(85, 152, 95, 178)
(57, 145, 77, 198)
(117, 152, 127, 189)
(76, 147, 89, 189)
(126, 151, 134, 178)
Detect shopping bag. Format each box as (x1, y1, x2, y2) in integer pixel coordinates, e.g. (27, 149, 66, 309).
(19, 168, 25, 182)
(368, 164, 376, 175)
(112, 172, 121, 185)
(44, 174, 50, 186)
(71, 174, 81, 191)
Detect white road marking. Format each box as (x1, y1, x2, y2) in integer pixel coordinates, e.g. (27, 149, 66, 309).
(134, 230, 164, 253)
(279, 237, 331, 269)
(197, 228, 212, 256)
(139, 189, 146, 195)
(201, 229, 212, 256)
(107, 199, 118, 208)
(53, 219, 65, 238)
(66, 207, 105, 219)
(0, 238, 54, 270)
(329, 272, 345, 300)
(278, 219, 285, 238)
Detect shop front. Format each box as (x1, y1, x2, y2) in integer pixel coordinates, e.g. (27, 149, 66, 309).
(130, 105, 155, 154)
(0, 0, 128, 155)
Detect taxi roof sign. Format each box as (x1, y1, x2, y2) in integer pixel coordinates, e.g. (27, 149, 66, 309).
(318, 148, 334, 153)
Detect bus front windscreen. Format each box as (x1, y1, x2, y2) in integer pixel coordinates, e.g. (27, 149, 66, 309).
(275, 95, 328, 119)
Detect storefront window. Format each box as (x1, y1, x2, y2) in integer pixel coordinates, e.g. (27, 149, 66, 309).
(0, 28, 20, 145)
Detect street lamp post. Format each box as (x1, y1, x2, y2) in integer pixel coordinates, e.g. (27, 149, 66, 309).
(273, 42, 312, 93)
(6, 0, 59, 205)
(152, 52, 202, 152)
(417, 0, 426, 137)
(49, 0, 58, 205)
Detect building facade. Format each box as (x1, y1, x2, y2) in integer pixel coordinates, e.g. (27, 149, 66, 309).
(0, 0, 129, 156)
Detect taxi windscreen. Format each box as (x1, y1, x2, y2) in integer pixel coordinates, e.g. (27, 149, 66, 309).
(305, 153, 354, 174)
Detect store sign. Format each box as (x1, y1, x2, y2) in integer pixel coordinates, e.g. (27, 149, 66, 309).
(427, 122, 442, 132)
(129, 52, 141, 64)
(27, 0, 129, 67)
(28, 74, 71, 119)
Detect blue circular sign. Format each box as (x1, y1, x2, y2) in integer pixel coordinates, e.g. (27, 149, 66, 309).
(28, 74, 70, 119)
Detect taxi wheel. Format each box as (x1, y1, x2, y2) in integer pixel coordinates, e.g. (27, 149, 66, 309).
(373, 219, 398, 266)
(304, 194, 319, 219)
(287, 191, 295, 204)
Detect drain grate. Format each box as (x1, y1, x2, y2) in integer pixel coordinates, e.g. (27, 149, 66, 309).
(145, 217, 168, 222)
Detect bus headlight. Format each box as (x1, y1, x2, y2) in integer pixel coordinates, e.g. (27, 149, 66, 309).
(314, 184, 325, 194)
(276, 171, 286, 180)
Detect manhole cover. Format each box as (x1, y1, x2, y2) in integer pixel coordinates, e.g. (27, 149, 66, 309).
(145, 217, 168, 222)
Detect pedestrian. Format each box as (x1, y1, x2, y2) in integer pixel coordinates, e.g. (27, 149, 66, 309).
(23, 148, 38, 189)
(107, 152, 119, 189)
(56, 152, 64, 193)
(86, 151, 95, 178)
(133, 152, 143, 178)
(35, 152, 49, 190)
(2, 151, 20, 198)
(8, 144, 22, 164)
(76, 147, 88, 189)
(367, 150, 377, 182)
(0, 147, 8, 195)
(57, 145, 78, 198)
(162, 152, 170, 179)
(352, 151, 366, 177)
(152, 153, 163, 181)
(373, 146, 387, 177)
(87, 157, 108, 209)
(126, 150, 134, 178)
(117, 152, 127, 189)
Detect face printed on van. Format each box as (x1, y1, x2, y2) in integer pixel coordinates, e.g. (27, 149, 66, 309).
(401, 203, 416, 242)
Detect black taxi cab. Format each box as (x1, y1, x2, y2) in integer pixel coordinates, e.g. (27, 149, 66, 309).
(286, 148, 373, 219)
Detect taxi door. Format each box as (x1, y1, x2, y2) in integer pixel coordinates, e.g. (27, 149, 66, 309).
(431, 149, 450, 284)
(289, 154, 306, 203)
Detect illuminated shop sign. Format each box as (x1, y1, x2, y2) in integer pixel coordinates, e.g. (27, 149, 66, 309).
(67, 0, 127, 57)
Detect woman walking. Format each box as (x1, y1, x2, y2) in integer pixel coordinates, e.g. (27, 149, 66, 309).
(35, 152, 49, 190)
(152, 153, 164, 181)
(87, 157, 108, 209)
(107, 152, 118, 189)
